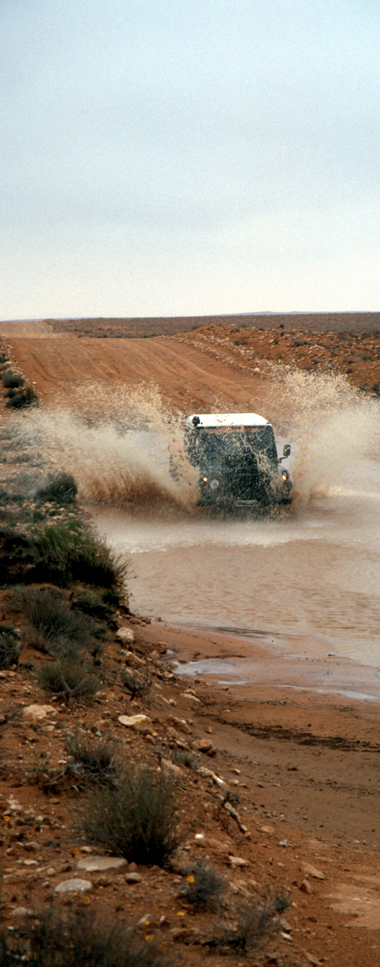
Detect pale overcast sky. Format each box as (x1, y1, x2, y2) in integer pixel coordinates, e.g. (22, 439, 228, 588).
(1, 0, 380, 318)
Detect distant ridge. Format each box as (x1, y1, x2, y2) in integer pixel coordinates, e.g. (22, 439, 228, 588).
(40, 312, 380, 338)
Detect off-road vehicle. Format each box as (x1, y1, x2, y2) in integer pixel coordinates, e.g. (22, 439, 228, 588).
(181, 412, 292, 511)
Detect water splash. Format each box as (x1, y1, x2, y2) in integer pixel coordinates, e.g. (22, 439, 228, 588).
(266, 368, 380, 506)
(6, 371, 380, 514)
(12, 383, 198, 511)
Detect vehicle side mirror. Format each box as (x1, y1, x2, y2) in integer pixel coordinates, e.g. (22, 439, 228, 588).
(282, 444, 291, 458)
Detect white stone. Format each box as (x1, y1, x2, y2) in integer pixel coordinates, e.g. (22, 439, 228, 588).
(228, 856, 249, 868)
(55, 878, 93, 894)
(77, 856, 127, 873)
(167, 716, 192, 735)
(23, 705, 56, 720)
(117, 628, 135, 644)
(118, 714, 152, 730)
(181, 692, 201, 704)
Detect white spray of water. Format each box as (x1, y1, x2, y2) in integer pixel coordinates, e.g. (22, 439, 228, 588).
(13, 383, 198, 510)
(267, 369, 380, 506)
(8, 371, 380, 513)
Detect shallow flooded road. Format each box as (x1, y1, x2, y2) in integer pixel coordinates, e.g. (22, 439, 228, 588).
(93, 453, 380, 670)
(16, 363, 379, 678)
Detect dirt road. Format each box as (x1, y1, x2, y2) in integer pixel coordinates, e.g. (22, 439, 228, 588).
(3, 316, 380, 414)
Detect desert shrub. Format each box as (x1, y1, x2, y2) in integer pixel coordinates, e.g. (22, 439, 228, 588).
(183, 860, 225, 909)
(37, 657, 99, 703)
(272, 889, 289, 913)
(0, 491, 27, 507)
(36, 473, 78, 505)
(168, 748, 200, 771)
(71, 588, 118, 625)
(15, 383, 39, 408)
(208, 895, 283, 954)
(18, 586, 97, 648)
(0, 904, 169, 967)
(6, 393, 26, 409)
(65, 731, 117, 786)
(30, 522, 126, 590)
(0, 515, 126, 594)
(2, 371, 24, 389)
(0, 526, 35, 585)
(78, 766, 179, 865)
(0, 624, 20, 669)
(121, 667, 151, 700)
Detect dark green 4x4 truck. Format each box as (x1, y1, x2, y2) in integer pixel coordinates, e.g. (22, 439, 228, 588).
(182, 413, 292, 511)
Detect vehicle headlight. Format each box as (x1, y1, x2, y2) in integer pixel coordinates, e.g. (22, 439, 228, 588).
(210, 478, 220, 490)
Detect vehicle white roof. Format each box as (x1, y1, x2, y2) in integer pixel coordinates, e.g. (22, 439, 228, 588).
(186, 413, 269, 428)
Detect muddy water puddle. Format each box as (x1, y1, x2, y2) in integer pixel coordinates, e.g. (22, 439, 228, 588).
(92, 456, 380, 692)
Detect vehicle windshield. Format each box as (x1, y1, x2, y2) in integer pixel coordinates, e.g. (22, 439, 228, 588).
(185, 425, 278, 465)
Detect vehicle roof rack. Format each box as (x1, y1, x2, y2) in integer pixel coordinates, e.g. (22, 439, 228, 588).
(186, 413, 269, 428)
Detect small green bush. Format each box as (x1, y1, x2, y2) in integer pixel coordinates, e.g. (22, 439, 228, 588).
(168, 748, 200, 771)
(18, 586, 97, 653)
(0, 904, 170, 967)
(37, 657, 99, 703)
(18, 383, 39, 407)
(0, 507, 126, 594)
(30, 521, 127, 589)
(2, 371, 24, 389)
(0, 526, 34, 585)
(0, 623, 20, 669)
(183, 860, 225, 909)
(78, 766, 179, 865)
(65, 731, 117, 786)
(36, 473, 78, 505)
(6, 393, 25, 409)
(71, 588, 117, 625)
(209, 894, 284, 954)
